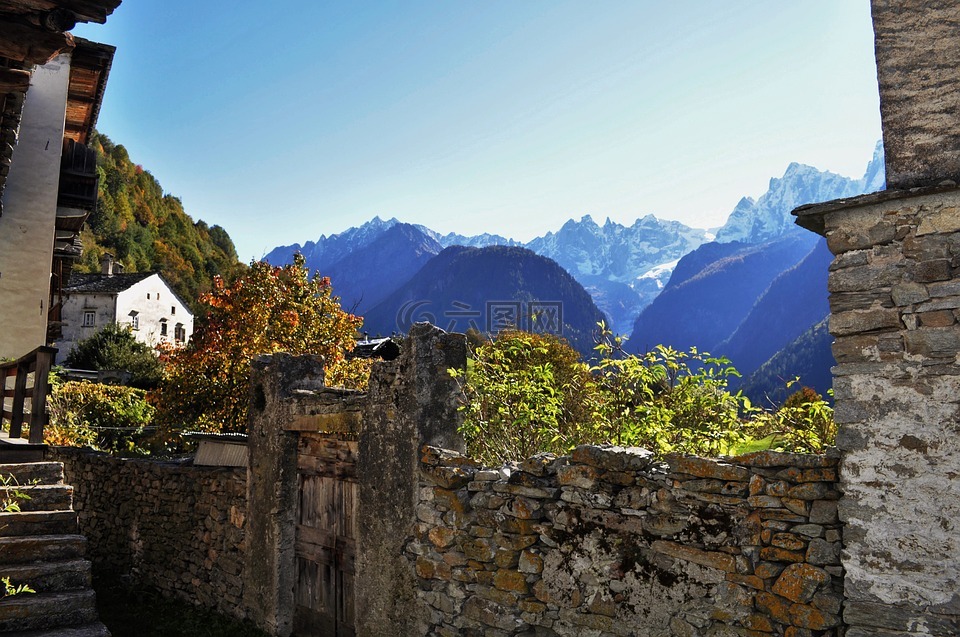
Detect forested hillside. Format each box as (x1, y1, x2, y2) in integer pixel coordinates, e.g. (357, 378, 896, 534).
(76, 132, 244, 307)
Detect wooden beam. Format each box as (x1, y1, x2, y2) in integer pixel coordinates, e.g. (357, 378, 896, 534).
(0, 21, 74, 65)
(0, 1, 120, 25)
(0, 67, 30, 92)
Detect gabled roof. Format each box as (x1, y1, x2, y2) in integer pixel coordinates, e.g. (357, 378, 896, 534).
(64, 271, 155, 294)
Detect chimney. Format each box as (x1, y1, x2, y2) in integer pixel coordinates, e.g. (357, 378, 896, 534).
(100, 253, 115, 276)
(872, 0, 960, 189)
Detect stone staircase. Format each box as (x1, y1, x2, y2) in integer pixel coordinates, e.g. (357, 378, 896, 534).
(0, 462, 109, 637)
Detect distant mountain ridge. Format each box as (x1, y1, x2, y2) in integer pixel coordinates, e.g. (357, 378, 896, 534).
(628, 234, 820, 355)
(627, 141, 885, 396)
(264, 142, 885, 396)
(362, 245, 606, 355)
(266, 213, 712, 332)
(324, 223, 443, 315)
(526, 215, 712, 331)
(715, 141, 885, 244)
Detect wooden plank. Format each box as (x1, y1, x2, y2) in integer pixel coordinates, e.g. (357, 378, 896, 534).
(297, 524, 337, 553)
(339, 568, 356, 637)
(28, 348, 53, 444)
(294, 557, 336, 636)
(287, 411, 362, 434)
(297, 455, 358, 481)
(0, 67, 30, 93)
(342, 481, 357, 540)
(0, 21, 73, 65)
(298, 475, 340, 530)
(9, 364, 27, 439)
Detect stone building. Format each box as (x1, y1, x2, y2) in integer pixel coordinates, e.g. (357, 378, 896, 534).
(55, 254, 194, 361)
(792, 1, 960, 634)
(0, 0, 120, 359)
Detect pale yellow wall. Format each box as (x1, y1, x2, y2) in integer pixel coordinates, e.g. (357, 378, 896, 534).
(0, 53, 71, 359)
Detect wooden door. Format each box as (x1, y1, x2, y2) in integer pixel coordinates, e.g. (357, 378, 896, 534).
(294, 434, 357, 636)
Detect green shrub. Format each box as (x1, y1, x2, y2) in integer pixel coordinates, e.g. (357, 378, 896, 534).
(450, 330, 597, 465)
(64, 323, 164, 389)
(591, 327, 751, 457)
(47, 381, 155, 455)
(748, 385, 835, 454)
(453, 324, 835, 463)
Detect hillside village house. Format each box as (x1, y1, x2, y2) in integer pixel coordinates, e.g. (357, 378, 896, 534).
(0, 0, 120, 360)
(56, 254, 194, 362)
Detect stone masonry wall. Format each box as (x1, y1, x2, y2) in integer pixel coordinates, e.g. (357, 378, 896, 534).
(48, 446, 250, 622)
(871, 0, 960, 190)
(798, 187, 960, 636)
(409, 444, 844, 637)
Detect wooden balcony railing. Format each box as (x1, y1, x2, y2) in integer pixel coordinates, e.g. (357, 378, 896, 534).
(1, 346, 56, 444)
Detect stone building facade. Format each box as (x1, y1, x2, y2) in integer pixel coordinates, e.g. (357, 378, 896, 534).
(788, 1, 960, 634)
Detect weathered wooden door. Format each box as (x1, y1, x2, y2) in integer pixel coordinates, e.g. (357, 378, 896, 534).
(294, 434, 357, 636)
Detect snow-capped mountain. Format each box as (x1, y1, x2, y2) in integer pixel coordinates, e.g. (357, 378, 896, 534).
(263, 141, 886, 340)
(715, 142, 885, 244)
(264, 216, 405, 273)
(525, 215, 712, 330)
(265, 213, 709, 333)
(433, 232, 521, 249)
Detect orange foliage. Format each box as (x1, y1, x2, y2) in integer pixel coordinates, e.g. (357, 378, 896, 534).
(153, 254, 363, 433)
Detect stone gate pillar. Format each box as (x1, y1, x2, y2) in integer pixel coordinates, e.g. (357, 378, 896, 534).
(791, 2, 960, 634)
(355, 323, 467, 637)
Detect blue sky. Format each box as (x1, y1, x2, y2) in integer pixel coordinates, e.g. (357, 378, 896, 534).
(75, 1, 881, 262)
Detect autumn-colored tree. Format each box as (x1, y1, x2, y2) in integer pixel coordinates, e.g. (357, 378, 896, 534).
(154, 254, 363, 434)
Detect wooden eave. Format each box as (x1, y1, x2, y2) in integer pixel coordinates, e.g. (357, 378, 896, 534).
(0, 0, 121, 26)
(63, 37, 113, 144)
(0, 1, 121, 67)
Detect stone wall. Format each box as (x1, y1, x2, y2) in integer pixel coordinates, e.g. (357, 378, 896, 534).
(48, 446, 250, 622)
(408, 444, 844, 637)
(796, 187, 960, 636)
(871, 0, 960, 189)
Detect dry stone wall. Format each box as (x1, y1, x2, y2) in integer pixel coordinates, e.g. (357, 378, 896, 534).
(408, 444, 844, 637)
(48, 446, 250, 622)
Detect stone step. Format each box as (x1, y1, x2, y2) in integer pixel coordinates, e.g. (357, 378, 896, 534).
(0, 511, 78, 538)
(0, 590, 98, 632)
(2, 621, 110, 637)
(0, 464, 63, 488)
(0, 536, 86, 566)
(0, 440, 46, 465)
(0, 560, 91, 595)
(0, 486, 72, 513)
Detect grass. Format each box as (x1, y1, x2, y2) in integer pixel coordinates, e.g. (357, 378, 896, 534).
(94, 575, 268, 637)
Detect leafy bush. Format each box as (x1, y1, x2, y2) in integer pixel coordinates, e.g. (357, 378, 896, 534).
(64, 323, 164, 389)
(453, 323, 835, 463)
(47, 381, 155, 454)
(450, 330, 596, 465)
(749, 385, 836, 454)
(591, 327, 750, 457)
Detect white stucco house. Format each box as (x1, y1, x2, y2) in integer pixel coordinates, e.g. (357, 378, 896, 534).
(56, 255, 194, 362)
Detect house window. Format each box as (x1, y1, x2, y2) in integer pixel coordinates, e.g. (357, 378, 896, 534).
(174, 323, 185, 343)
(130, 311, 140, 331)
(171, 306, 176, 315)
(160, 320, 168, 337)
(147, 293, 151, 300)
(82, 311, 95, 327)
